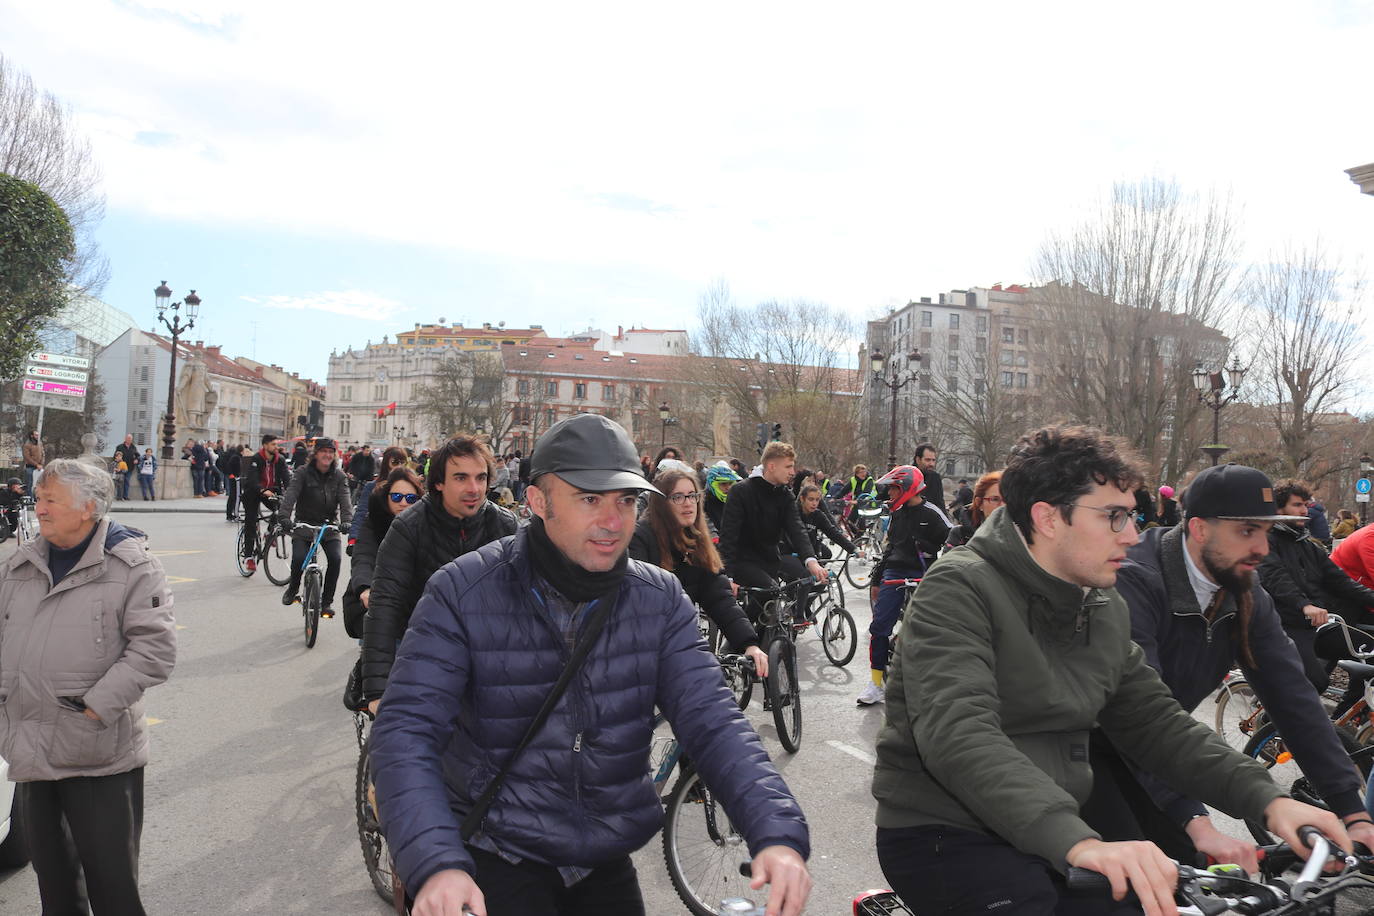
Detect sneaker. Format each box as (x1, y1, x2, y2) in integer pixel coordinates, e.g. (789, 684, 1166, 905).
(857, 682, 886, 706)
(245, 558, 256, 573)
(281, 587, 298, 606)
(321, 606, 335, 619)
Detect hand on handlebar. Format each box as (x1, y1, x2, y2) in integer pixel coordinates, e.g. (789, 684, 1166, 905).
(412, 868, 485, 916)
(805, 558, 826, 583)
(1184, 815, 1259, 875)
(745, 644, 769, 679)
(1065, 838, 1178, 916)
(1264, 797, 1353, 870)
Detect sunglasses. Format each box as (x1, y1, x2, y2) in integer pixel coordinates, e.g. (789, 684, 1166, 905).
(388, 492, 419, 504)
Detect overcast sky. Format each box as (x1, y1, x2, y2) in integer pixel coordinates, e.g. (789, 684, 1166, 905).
(3, 0, 1371, 397)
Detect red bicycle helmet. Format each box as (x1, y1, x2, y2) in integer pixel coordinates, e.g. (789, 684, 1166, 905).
(875, 465, 925, 511)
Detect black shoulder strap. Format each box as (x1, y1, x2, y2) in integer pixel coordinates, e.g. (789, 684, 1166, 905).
(460, 594, 615, 840)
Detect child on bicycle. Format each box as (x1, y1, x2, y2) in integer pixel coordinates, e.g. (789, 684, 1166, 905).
(858, 465, 951, 706)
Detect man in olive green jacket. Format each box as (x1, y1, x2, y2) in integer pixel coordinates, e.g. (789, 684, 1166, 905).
(871, 426, 1349, 916)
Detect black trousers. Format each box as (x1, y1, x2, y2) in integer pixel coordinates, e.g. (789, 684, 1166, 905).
(1079, 729, 1198, 864)
(224, 478, 239, 519)
(1286, 625, 1331, 694)
(731, 560, 781, 624)
(876, 824, 1141, 915)
(19, 767, 146, 916)
(469, 847, 645, 916)
(289, 532, 342, 606)
(241, 496, 262, 557)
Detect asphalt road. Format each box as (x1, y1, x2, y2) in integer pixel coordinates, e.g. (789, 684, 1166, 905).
(0, 510, 1270, 915)
(0, 511, 894, 915)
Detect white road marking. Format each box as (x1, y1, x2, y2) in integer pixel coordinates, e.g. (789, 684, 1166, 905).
(826, 739, 876, 765)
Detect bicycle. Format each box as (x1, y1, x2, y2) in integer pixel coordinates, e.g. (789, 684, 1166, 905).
(0, 495, 38, 545)
(842, 500, 888, 589)
(653, 714, 761, 916)
(812, 568, 858, 667)
(292, 522, 336, 649)
(737, 577, 810, 753)
(235, 497, 292, 586)
(352, 709, 398, 905)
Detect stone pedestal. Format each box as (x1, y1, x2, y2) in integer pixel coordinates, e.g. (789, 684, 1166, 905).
(156, 458, 196, 500)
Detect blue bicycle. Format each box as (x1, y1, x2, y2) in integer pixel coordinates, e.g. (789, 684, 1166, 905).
(292, 522, 336, 649)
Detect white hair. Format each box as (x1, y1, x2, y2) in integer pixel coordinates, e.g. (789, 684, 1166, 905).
(36, 458, 114, 518)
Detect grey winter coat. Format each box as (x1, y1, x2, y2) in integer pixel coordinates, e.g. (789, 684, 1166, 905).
(0, 518, 176, 781)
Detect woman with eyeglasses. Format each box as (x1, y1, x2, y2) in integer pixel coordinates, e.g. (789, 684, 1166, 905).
(629, 467, 769, 677)
(347, 446, 411, 547)
(343, 466, 424, 641)
(947, 471, 1003, 548)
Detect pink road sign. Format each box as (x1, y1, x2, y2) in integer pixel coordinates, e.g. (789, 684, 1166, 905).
(22, 379, 87, 397)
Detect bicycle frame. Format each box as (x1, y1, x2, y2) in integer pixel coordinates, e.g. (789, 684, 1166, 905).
(297, 523, 334, 572)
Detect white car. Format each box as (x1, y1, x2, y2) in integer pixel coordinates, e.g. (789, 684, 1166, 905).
(0, 754, 28, 867)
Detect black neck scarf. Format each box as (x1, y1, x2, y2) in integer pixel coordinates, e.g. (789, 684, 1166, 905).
(527, 516, 628, 603)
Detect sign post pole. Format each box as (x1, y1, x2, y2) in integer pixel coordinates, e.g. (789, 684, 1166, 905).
(37, 403, 46, 439)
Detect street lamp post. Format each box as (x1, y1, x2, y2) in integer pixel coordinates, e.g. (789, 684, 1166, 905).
(392, 425, 406, 446)
(1192, 357, 1246, 467)
(869, 348, 922, 470)
(154, 281, 202, 461)
(658, 401, 676, 449)
(1360, 453, 1373, 528)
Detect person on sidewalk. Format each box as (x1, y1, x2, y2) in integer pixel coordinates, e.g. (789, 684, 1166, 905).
(369, 414, 811, 916)
(23, 429, 44, 493)
(217, 444, 241, 520)
(112, 434, 139, 501)
(137, 448, 158, 501)
(0, 459, 177, 916)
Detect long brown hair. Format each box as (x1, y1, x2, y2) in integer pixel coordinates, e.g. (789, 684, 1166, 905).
(969, 470, 1002, 527)
(648, 468, 722, 574)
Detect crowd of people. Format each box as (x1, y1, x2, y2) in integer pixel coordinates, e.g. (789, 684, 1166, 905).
(10, 417, 1374, 916)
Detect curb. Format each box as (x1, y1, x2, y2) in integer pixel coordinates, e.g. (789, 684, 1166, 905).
(110, 508, 223, 514)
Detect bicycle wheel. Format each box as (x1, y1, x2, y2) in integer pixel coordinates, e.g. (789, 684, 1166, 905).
(355, 736, 397, 903)
(766, 637, 802, 753)
(821, 607, 858, 667)
(844, 537, 876, 589)
(262, 523, 291, 586)
(235, 525, 254, 577)
(1213, 676, 1262, 750)
(1241, 723, 1368, 843)
(661, 767, 753, 916)
(303, 568, 322, 648)
(721, 655, 754, 711)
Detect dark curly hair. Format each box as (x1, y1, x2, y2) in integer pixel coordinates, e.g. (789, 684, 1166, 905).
(1002, 425, 1145, 543)
(1272, 479, 1311, 513)
(425, 436, 495, 492)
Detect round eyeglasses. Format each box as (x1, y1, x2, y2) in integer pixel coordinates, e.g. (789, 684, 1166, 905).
(1066, 503, 1135, 533)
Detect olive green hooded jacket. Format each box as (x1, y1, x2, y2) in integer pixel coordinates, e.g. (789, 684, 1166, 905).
(872, 506, 1281, 869)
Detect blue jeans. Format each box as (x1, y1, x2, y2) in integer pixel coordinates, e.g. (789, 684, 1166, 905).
(139, 475, 155, 500)
(191, 466, 205, 496)
(870, 566, 921, 672)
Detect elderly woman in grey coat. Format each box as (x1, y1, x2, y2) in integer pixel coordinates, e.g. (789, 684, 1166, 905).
(0, 459, 177, 915)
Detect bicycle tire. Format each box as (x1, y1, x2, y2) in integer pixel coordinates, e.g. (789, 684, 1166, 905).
(262, 523, 291, 586)
(355, 736, 396, 903)
(661, 767, 753, 916)
(767, 637, 802, 753)
(1213, 677, 1262, 751)
(821, 607, 858, 667)
(303, 568, 322, 649)
(235, 525, 254, 577)
(844, 537, 876, 589)
(722, 655, 754, 711)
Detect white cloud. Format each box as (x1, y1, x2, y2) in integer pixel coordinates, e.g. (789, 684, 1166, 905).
(246, 290, 408, 322)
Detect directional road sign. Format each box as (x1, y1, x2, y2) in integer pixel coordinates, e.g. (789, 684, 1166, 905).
(29, 351, 90, 370)
(22, 379, 87, 398)
(20, 390, 85, 413)
(26, 364, 88, 383)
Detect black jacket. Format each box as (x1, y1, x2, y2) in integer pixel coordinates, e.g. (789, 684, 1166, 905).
(717, 476, 813, 574)
(1260, 523, 1374, 629)
(796, 506, 855, 557)
(920, 468, 945, 514)
(875, 500, 950, 579)
(281, 462, 353, 532)
(361, 494, 519, 699)
(348, 450, 376, 481)
(242, 450, 291, 497)
(112, 442, 139, 470)
(1115, 526, 1363, 820)
(628, 520, 758, 652)
(703, 491, 727, 533)
(343, 487, 403, 639)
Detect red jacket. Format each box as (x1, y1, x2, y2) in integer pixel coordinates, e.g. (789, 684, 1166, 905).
(1332, 524, 1374, 588)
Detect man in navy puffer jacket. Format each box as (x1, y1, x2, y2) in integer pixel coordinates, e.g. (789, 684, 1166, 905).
(369, 414, 811, 916)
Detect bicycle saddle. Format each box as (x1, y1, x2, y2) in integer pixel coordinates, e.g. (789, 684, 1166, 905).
(1337, 659, 1374, 679)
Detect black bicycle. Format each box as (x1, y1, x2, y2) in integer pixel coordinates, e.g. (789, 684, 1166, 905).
(235, 497, 291, 586)
(352, 710, 398, 905)
(737, 578, 811, 754)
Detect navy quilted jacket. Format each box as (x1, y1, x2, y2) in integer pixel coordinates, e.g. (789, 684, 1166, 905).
(368, 527, 810, 897)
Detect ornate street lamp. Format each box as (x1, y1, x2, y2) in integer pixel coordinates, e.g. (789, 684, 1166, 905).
(155, 282, 202, 460)
(870, 347, 922, 469)
(658, 401, 674, 448)
(1194, 357, 1246, 466)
